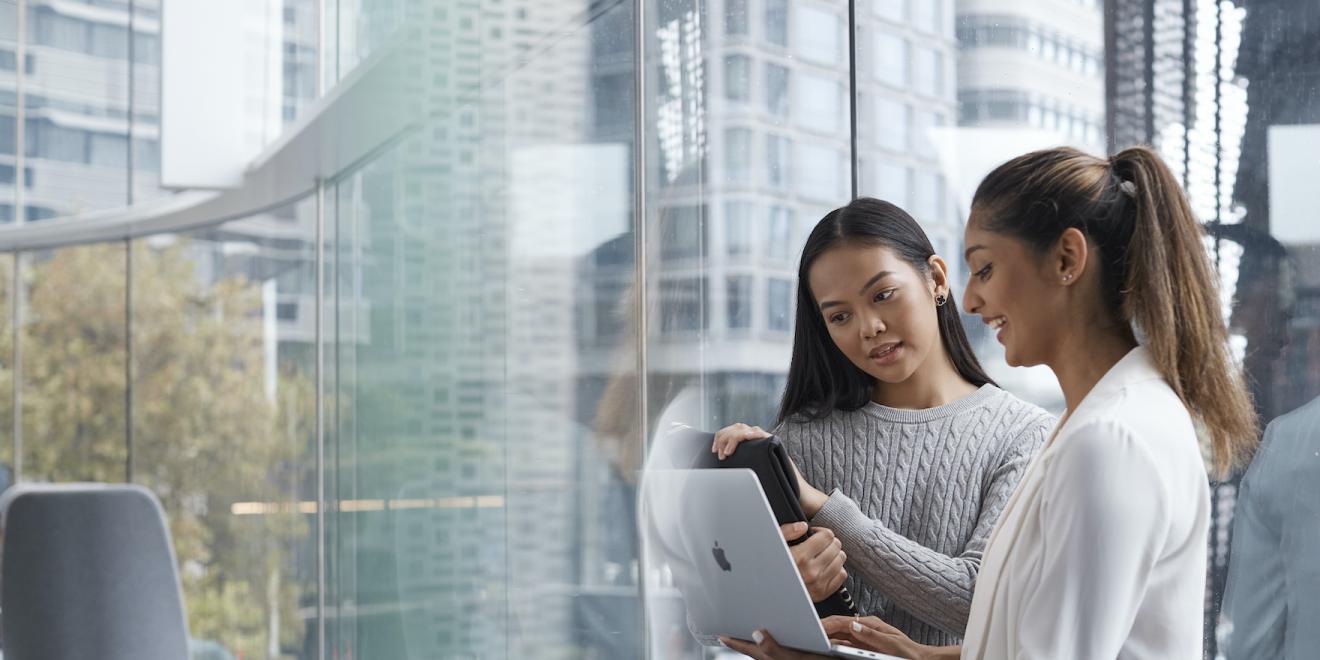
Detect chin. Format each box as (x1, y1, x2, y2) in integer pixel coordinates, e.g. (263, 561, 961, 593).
(1002, 347, 1023, 368)
(1004, 346, 1045, 369)
(866, 362, 918, 384)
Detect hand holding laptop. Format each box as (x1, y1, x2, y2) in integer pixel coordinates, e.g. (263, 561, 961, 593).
(722, 616, 938, 660)
(721, 628, 834, 659)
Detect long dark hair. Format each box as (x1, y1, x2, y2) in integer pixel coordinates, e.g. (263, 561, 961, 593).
(971, 146, 1257, 475)
(777, 198, 994, 425)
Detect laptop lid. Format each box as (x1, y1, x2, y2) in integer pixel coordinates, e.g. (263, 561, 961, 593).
(641, 468, 834, 654)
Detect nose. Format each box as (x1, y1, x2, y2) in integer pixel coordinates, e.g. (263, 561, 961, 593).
(962, 280, 982, 315)
(860, 310, 886, 340)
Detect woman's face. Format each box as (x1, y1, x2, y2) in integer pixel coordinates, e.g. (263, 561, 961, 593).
(961, 213, 1064, 367)
(808, 244, 945, 385)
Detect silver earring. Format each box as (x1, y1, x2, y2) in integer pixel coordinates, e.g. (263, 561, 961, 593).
(1062, 273, 1074, 283)
(935, 293, 948, 306)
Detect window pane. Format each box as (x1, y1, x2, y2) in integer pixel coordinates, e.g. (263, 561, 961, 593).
(913, 0, 940, 34)
(89, 133, 128, 168)
(90, 23, 129, 59)
(766, 63, 790, 117)
(766, 134, 791, 188)
(875, 98, 910, 151)
(725, 55, 751, 102)
(795, 5, 842, 65)
(767, 205, 793, 260)
(797, 143, 846, 201)
(874, 32, 909, 87)
(725, 201, 754, 257)
(726, 0, 749, 35)
(874, 0, 907, 23)
(767, 278, 793, 332)
(874, 162, 911, 207)
(727, 275, 753, 330)
(725, 127, 753, 184)
(766, 0, 788, 46)
(914, 46, 943, 97)
(660, 204, 708, 261)
(661, 278, 708, 334)
(796, 72, 843, 134)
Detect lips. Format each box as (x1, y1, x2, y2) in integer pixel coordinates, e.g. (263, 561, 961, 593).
(869, 342, 902, 365)
(984, 316, 1007, 343)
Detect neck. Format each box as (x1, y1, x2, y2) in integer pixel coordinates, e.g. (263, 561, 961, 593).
(1049, 319, 1138, 412)
(871, 346, 980, 409)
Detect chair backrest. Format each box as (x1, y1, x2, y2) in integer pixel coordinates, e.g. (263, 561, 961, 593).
(0, 483, 190, 660)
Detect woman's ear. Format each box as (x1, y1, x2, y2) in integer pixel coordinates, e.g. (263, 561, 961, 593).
(927, 254, 951, 299)
(1054, 227, 1089, 285)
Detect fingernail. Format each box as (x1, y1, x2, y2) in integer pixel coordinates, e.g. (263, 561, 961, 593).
(752, 630, 765, 644)
(852, 621, 863, 633)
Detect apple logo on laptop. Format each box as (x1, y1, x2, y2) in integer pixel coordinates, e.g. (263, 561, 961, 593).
(712, 541, 732, 572)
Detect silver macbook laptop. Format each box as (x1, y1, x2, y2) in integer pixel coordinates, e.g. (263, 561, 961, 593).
(641, 468, 905, 659)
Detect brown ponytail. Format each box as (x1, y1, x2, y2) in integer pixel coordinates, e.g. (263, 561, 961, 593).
(1109, 146, 1256, 474)
(972, 146, 1257, 476)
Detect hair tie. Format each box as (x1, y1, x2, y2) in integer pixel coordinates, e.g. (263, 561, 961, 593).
(1119, 180, 1137, 197)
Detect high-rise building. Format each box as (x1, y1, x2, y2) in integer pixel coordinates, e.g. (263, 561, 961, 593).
(955, 0, 1105, 154)
(0, 0, 319, 221)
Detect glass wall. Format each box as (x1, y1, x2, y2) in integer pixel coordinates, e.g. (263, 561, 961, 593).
(0, 1, 1315, 659)
(327, 0, 641, 656)
(130, 198, 320, 658)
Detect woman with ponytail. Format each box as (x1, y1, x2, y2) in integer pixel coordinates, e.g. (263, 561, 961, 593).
(711, 198, 1054, 647)
(725, 147, 1256, 660)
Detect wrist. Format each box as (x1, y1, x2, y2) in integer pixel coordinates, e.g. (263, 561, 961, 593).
(801, 485, 829, 518)
(918, 645, 961, 660)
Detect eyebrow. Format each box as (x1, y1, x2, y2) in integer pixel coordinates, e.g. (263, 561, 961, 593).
(818, 270, 894, 310)
(964, 245, 986, 261)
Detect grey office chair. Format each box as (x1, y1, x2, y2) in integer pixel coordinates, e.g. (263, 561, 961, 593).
(0, 483, 190, 660)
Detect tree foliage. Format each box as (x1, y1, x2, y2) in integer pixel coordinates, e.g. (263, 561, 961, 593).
(0, 241, 315, 659)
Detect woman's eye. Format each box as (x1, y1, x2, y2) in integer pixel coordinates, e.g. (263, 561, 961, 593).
(975, 264, 993, 281)
(829, 312, 850, 325)
(874, 288, 896, 302)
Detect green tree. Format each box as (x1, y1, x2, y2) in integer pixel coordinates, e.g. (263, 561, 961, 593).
(0, 241, 315, 659)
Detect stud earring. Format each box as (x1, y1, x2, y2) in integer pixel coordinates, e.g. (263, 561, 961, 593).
(1062, 273, 1074, 283)
(935, 293, 948, 306)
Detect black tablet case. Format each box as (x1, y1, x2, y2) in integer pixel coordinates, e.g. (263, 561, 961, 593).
(665, 426, 859, 618)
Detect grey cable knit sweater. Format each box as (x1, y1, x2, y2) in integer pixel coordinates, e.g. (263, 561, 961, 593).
(775, 384, 1054, 647)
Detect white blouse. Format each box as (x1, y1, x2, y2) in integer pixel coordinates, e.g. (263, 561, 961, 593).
(962, 347, 1211, 660)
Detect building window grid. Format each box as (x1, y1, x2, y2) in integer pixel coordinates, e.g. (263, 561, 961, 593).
(959, 90, 1102, 145)
(956, 16, 1103, 78)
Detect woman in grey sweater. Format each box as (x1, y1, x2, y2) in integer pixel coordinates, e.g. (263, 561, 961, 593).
(713, 198, 1053, 647)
